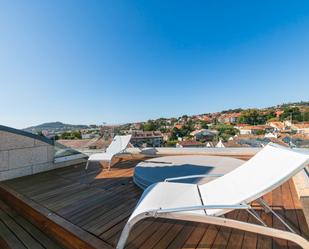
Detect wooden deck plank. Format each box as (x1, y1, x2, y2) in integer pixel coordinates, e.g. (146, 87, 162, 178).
(197, 224, 219, 248)
(272, 185, 289, 249)
(0, 219, 27, 249)
(181, 223, 209, 249)
(152, 221, 187, 249)
(2, 207, 64, 249)
(166, 222, 196, 249)
(0, 183, 113, 249)
(257, 193, 273, 249)
(139, 220, 177, 249)
(281, 181, 302, 249)
(0, 199, 66, 249)
(241, 213, 258, 249)
(225, 210, 248, 249)
(0, 208, 45, 249)
(126, 219, 170, 249)
(210, 211, 238, 249)
(89, 200, 137, 235)
(288, 180, 309, 238)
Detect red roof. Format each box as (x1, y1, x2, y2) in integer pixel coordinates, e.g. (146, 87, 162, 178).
(178, 140, 204, 146)
(236, 123, 248, 127)
(240, 125, 273, 130)
(174, 124, 183, 129)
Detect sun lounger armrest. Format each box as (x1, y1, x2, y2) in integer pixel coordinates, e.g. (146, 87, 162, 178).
(154, 203, 250, 214)
(164, 174, 224, 182)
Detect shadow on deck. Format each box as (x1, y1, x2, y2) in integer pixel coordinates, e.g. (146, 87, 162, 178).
(0, 161, 308, 249)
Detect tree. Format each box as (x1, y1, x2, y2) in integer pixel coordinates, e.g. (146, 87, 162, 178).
(178, 120, 195, 137)
(60, 132, 70, 139)
(200, 121, 208, 129)
(303, 112, 309, 121)
(238, 109, 265, 125)
(72, 131, 82, 139)
(170, 127, 180, 140)
(264, 110, 276, 121)
(212, 124, 239, 141)
(181, 115, 188, 120)
(60, 131, 81, 140)
(279, 107, 302, 122)
(37, 131, 44, 137)
(255, 130, 266, 135)
(142, 120, 157, 131)
(215, 124, 238, 136)
(165, 139, 178, 147)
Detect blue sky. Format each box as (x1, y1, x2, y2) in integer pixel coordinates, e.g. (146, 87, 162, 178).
(1, 1, 309, 128)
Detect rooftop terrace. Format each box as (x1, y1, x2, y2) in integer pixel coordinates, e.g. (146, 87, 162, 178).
(0, 160, 308, 249)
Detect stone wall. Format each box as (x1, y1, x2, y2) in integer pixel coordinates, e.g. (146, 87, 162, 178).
(0, 129, 55, 181)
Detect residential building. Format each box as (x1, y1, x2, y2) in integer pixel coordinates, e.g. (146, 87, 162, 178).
(162, 132, 171, 141)
(190, 129, 218, 141)
(176, 140, 205, 148)
(217, 113, 241, 124)
(81, 133, 99, 139)
(236, 125, 274, 135)
(100, 125, 120, 138)
(133, 123, 142, 130)
(206, 142, 214, 147)
(275, 110, 284, 118)
(264, 132, 277, 138)
(215, 139, 225, 148)
(130, 131, 163, 147)
(291, 123, 309, 135)
(267, 121, 285, 132)
(198, 115, 213, 123)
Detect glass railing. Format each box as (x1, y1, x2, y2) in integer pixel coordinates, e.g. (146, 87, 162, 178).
(54, 141, 88, 162)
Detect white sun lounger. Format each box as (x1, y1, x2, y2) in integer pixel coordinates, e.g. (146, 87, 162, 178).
(85, 135, 132, 170)
(117, 143, 309, 248)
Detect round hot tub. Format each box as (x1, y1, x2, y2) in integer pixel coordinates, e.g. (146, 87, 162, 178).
(133, 155, 245, 189)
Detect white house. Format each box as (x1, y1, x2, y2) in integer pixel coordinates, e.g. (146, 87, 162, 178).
(264, 132, 277, 138)
(206, 142, 214, 147)
(291, 123, 309, 135)
(267, 121, 285, 132)
(236, 125, 274, 135)
(215, 140, 225, 148)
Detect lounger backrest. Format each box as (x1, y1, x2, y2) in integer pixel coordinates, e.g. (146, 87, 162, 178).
(199, 143, 309, 210)
(106, 135, 132, 154)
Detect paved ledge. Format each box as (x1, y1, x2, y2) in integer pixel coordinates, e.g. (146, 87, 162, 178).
(116, 147, 262, 162)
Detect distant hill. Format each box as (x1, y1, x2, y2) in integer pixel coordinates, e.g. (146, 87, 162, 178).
(24, 122, 89, 134)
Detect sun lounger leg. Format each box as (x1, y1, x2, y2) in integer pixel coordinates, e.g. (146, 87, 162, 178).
(257, 198, 296, 233)
(116, 213, 150, 249)
(246, 208, 267, 227)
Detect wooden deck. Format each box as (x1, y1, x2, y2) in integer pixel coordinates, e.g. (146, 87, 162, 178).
(1, 161, 309, 249)
(0, 198, 65, 249)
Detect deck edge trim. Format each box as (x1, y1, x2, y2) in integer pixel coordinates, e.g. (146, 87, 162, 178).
(0, 183, 113, 249)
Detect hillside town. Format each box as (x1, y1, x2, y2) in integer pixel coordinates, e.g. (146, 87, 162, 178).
(29, 101, 309, 150)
